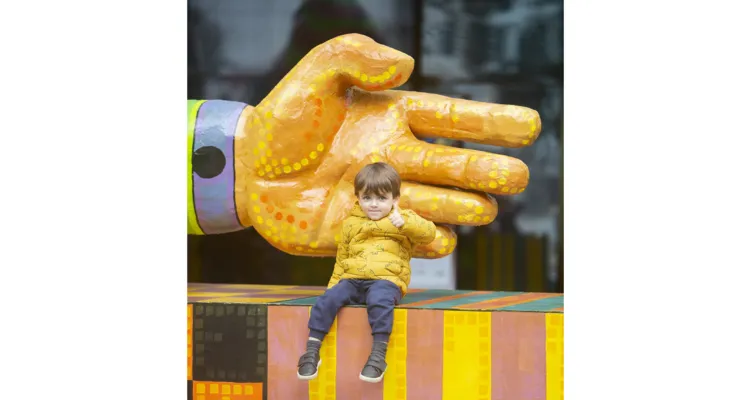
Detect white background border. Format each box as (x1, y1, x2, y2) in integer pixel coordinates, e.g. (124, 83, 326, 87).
(1, 0, 749, 398)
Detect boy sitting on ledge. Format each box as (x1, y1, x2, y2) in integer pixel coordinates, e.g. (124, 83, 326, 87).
(296, 162, 437, 383)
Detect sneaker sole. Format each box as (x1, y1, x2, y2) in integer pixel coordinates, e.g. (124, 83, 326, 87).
(359, 366, 387, 383)
(297, 359, 322, 380)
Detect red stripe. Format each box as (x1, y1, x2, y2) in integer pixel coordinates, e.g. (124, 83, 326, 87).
(267, 306, 310, 400)
(336, 307, 383, 399)
(491, 312, 547, 399)
(406, 309, 444, 400)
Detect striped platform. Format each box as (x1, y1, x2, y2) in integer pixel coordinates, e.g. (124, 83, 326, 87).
(188, 283, 564, 400)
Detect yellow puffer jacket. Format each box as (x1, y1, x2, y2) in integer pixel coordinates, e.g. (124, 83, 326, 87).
(327, 202, 437, 296)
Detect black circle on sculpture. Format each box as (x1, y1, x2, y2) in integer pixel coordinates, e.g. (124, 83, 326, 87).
(193, 146, 226, 179)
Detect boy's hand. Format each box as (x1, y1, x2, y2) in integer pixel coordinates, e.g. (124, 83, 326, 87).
(389, 203, 405, 228)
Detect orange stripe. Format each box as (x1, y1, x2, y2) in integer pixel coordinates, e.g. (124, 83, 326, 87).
(455, 292, 559, 310)
(552, 307, 564, 312)
(403, 291, 493, 308)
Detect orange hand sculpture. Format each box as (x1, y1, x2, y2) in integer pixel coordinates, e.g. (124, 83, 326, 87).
(187, 34, 541, 259)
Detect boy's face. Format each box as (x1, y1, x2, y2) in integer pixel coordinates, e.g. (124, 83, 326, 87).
(358, 191, 397, 221)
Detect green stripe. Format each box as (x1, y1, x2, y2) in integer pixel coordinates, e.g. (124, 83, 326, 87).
(278, 297, 320, 306)
(276, 289, 533, 310)
(277, 290, 480, 307)
(187, 100, 205, 235)
(402, 291, 524, 309)
(493, 295, 564, 312)
(400, 290, 476, 304)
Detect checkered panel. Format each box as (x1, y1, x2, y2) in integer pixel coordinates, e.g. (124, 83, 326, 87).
(193, 303, 268, 388)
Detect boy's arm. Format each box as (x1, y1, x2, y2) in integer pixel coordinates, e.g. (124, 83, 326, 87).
(399, 209, 437, 245)
(327, 219, 353, 288)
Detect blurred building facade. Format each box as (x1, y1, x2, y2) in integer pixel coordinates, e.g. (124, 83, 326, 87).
(188, 0, 563, 293)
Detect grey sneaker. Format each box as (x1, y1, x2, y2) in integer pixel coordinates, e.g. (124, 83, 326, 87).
(359, 341, 388, 383)
(297, 350, 321, 380)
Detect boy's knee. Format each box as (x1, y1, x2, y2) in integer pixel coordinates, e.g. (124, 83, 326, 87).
(374, 295, 396, 307)
(318, 284, 350, 307)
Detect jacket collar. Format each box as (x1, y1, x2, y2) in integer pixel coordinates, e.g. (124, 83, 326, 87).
(352, 201, 368, 218)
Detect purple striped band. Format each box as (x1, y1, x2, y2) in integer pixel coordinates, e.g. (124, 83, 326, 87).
(192, 100, 246, 234)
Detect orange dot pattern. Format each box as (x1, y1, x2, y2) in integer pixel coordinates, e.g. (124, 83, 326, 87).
(245, 191, 334, 256)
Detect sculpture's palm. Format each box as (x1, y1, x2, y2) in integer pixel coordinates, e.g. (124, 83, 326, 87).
(190, 34, 541, 259)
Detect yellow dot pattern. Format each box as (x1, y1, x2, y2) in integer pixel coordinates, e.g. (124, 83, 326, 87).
(450, 197, 494, 226)
(309, 307, 336, 400)
(340, 61, 400, 88)
(443, 311, 492, 400)
(431, 229, 457, 255)
(250, 108, 277, 178)
(250, 102, 330, 179)
(383, 309, 408, 400)
(462, 155, 525, 194)
(527, 110, 540, 140)
(406, 99, 460, 124)
(546, 313, 564, 400)
(341, 65, 398, 86)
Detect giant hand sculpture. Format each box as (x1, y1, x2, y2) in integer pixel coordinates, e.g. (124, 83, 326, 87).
(188, 34, 541, 259)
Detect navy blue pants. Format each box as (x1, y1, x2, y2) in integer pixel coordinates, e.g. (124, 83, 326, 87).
(308, 279, 402, 343)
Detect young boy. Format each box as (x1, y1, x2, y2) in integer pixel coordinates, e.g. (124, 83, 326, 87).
(296, 162, 437, 383)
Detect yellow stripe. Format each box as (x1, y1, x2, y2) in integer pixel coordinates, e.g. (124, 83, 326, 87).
(443, 311, 492, 400)
(384, 309, 407, 400)
(546, 313, 564, 400)
(187, 100, 206, 235)
(309, 307, 336, 400)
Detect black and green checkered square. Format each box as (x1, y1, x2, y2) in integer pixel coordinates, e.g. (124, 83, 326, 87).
(192, 303, 268, 384)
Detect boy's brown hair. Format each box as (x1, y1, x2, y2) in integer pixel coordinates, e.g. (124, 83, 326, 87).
(354, 162, 401, 198)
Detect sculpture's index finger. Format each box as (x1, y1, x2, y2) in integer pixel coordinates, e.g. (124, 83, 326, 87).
(404, 92, 542, 148)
